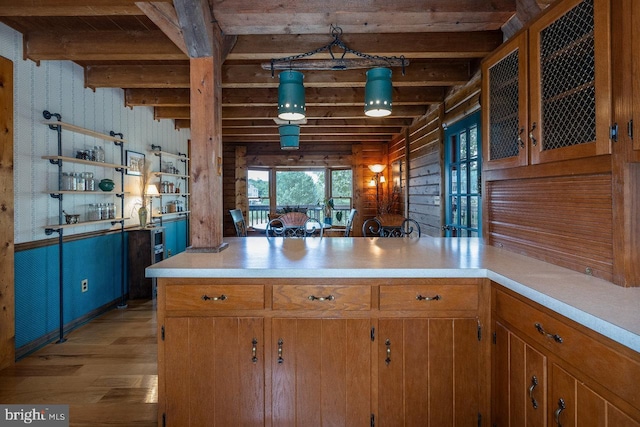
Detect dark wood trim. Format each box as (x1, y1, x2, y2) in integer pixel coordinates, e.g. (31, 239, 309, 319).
(484, 155, 612, 182)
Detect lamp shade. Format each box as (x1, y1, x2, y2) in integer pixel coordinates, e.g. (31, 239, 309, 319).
(279, 124, 300, 150)
(364, 67, 393, 117)
(278, 70, 306, 120)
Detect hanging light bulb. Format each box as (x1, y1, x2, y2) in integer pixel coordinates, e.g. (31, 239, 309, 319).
(364, 67, 393, 117)
(279, 124, 300, 150)
(278, 70, 306, 120)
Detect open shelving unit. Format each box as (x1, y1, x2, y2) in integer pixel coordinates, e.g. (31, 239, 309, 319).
(149, 144, 190, 247)
(42, 110, 129, 343)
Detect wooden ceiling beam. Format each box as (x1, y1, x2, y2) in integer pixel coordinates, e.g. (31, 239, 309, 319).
(212, 0, 515, 34)
(222, 118, 414, 128)
(227, 32, 504, 60)
(25, 30, 500, 62)
(24, 30, 186, 61)
(222, 126, 401, 136)
(85, 61, 469, 89)
(155, 105, 427, 120)
(85, 65, 191, 89)
(135, 2, 188, 55)
(126, 87, 444, 107)
(0, 0, 159, 16)
(223, 134, 391, 143)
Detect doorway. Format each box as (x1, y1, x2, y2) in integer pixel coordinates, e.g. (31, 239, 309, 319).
(444, 111, 481, 237)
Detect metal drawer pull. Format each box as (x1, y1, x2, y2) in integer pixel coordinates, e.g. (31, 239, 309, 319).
(554, 398, 566, 427)
(518, 126, 525, 148)
(529, 122, 538, 146)
(385, 339, 392, 365)
(201, 294, 227, 301)
(308, 294, 335, 301)
(529, 375, 538, 409)
(251, 338, 258, 363)
(277, 338, 284, 364)
(416, 294, 441, 301)
(534, 323, 563, 343)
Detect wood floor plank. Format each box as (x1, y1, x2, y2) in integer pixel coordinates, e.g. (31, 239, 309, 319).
(0, 300, 158, 426)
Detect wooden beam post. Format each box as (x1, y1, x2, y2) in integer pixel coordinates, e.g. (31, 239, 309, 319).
(174, 0, 227, 251)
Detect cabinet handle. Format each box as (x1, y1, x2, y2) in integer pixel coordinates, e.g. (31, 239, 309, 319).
(529, 122, 538, 146)
(308, 294, 335, 301)
(554, 398, 566, 427)
(251, 338, 258, 363)
(534, 322, 563, 343)
(277, 338, 284, 364)
(201, 294, 227, 301)
(416, 294, 441, 301)
(529, 375, 538, 409)
(518, 126, 525, 149)
(385, 339, 392, 365)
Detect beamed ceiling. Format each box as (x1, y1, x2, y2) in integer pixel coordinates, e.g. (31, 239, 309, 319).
(0, 0, 552, 146)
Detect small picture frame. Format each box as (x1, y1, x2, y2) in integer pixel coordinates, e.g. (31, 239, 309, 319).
(126, 150, 145, 176)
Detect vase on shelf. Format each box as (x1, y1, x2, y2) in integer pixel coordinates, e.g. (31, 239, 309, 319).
(138, 206, 148, 228)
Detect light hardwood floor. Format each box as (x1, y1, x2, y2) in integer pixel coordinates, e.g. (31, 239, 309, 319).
(0, 299, 157, 427)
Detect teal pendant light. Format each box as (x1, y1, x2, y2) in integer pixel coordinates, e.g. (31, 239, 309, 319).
(279, 124, 300, 150)
(364, 67, 393, 117)
(278, 70, 306, 120)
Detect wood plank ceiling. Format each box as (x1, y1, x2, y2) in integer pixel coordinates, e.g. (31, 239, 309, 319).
(0, 0, 527, 146)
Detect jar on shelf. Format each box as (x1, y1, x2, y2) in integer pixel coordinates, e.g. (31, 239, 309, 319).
(108, 202, 116, 219)
(87, 204, 100, 221)
(94, 145, 105, 163)
(62, 172, 76, 191)
(75, 172, 85, 191)
(82, 172, 94, 191)
(167, 200, 177, 213)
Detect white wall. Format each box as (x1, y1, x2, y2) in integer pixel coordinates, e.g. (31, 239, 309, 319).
(0, 23, 191, 244)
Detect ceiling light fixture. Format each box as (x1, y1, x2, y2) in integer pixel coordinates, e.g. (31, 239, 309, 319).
(279, 124, 300, 150)
(264, 25, 408, 130)
(278, 70, 306, 120)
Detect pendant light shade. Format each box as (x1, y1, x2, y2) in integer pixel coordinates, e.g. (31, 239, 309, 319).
(279, 124, 300, 150)
(364, 67, 393, 117)
(278, 70, 306, 120)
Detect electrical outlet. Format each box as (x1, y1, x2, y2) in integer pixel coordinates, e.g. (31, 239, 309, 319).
(167, 249, 172, 257)
(81, 279, 88, 293)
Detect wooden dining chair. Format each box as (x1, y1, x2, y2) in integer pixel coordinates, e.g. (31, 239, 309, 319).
(229, 209, 248, 237)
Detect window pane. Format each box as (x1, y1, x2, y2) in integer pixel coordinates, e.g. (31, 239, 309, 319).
(470, 161, 478, 194)
(248, 169, 270, 225)
(469, 126, 478, 158)
(460, 163, 468, 194)
(276, 170, 325, 211)
(460, 131, 468, 160)
(460, 196, 468, 227)
(450, 165, 458, 194)
(470, 196, 479, 228)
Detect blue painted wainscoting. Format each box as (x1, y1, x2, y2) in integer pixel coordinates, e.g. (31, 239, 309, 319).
(14, 219, 187, 357)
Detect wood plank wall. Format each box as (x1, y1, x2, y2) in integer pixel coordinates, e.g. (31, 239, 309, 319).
(0, 55, 14, 369)
(486, 174, 614, 281)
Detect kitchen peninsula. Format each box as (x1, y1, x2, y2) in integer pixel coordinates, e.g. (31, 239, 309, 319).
(148, 237, 640, 426)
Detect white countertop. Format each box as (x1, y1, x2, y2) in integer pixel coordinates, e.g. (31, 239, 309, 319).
(147, 237, 640, 353)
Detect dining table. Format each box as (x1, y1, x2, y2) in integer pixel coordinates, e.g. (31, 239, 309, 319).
(251, 221, 331, 234)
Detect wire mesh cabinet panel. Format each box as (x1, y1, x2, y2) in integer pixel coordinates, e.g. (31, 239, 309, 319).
(529, 0, 611, 164)
(482, 33, 529, 171)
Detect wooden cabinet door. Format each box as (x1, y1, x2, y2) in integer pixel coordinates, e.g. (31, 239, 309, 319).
(163, 317, 265, 426)
(633, 0, 640, 152)
(551, 364, 640, 427)
(271, 318, 371, 426)
(482, 31, 529, 170)
(528, 0, 611, 164)
(493, 321, 547, 427)
(377, 318, 480, 427)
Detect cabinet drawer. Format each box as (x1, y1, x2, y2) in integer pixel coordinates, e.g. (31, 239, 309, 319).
(272, 285, 371, 310)
(495, 289, 640, 410)
(165, 284, 264, 311)
(379, 284, 478, 311)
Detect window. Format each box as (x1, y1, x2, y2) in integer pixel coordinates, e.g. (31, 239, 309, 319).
(247, 167, 352, 226)
(444, 111, 482, 237)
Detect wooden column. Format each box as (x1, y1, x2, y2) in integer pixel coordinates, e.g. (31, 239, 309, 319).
(188, 53, 226, 251)
(0, 55, 14, 369)
(174, 0, 227, 251)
